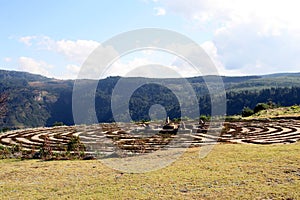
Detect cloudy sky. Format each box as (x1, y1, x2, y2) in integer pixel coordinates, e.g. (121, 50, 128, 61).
(1, 0, 300, 79)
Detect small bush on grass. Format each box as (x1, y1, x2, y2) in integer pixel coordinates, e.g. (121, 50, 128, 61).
(0, 145, 11, 159)
(254, 103, 269, 114)
(52, 121, 64, 127)
(1, 127, 10, 132)
(199, 115, 211, 122)
(242, 107, 254, 117)
(39, 135, 53, 160)
(67, 136, 86, 159)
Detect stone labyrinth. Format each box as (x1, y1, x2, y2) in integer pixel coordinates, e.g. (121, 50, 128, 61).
(0, 120, 299, 157)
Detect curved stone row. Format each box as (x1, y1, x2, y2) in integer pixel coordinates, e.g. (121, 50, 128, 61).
(219, 120, 300, 144)
(0, 120, 299, 156)
(0, 126, 76, 151)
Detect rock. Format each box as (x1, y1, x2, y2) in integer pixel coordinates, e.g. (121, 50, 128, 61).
(83, 155, 95, 160)
(32, 152, 41, 159)
(179, 188, 188, 193)
(284, 139, 297, 143)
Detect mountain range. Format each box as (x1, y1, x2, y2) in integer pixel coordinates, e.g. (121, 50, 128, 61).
(1, 69, 300, 129)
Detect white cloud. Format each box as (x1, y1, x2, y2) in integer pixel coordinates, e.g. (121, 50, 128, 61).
(105, 58, 153, 77)
(19, 36, 37, 46)
(19, 35, 99, 64)
(201, 41, 243, 76)
(154, 7, 166, 16)
(101, 50, 187, 78)
(18, 36, 100, 79)
(214, 22, 300, 73)
(156, 0, 300, 31)
(18, 57, 53, 77)
(152, 0, 300, 75)
(65, 64, 80, 78)
(54, 64, 81, 80)
(105, 50, 211, 78)
(3, 57, 12, 62)
(54, 39, 99, 64)
(108, 58, 193, 78)
(66, 64, 80, 73)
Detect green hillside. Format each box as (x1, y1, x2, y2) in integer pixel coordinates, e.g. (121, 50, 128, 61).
(1, 69, 300, 129)
(246, 105, 300, 119)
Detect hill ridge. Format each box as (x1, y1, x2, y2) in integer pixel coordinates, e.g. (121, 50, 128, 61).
(1, 69, 300, 129)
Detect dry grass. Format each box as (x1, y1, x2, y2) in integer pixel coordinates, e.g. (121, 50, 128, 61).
(0, 143, 299, 199)
(247, 105, 300, 119)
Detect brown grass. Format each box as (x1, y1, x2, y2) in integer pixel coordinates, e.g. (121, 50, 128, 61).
(246, 105, 300, 120)
(0, 143, 299, 199)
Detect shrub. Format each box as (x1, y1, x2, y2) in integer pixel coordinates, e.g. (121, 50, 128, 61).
(67, 136, 86, 158)
(40, 135, 53, 160)
(53, 121, 64, 127)
(242, 107, 254, 117)
(199, 115, 211, 122)
(0, 145, 11, 159)
(173, 118, 181, 123)
(291, 105, 300, 110)
(1, 127, 10, 132)
(253, 103, 269, 114)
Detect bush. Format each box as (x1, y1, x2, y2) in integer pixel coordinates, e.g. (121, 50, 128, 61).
(40, 135, 53, 160)
(253, 103, 269, 114)
(199, 115, 211, 122)
(291, 105, 300, 111)
(1, 127, 10, 132)
(53, 121, 64, 127)
(0, 145, 11, 159)
(242, 107, 254, 117)
(67, 136, 86, 157)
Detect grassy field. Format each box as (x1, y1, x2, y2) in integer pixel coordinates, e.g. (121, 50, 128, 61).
(0, 143, 299, 199)
(246, 105, 300, 120)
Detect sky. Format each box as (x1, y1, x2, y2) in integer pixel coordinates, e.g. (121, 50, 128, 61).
(1, 0, 300, 79)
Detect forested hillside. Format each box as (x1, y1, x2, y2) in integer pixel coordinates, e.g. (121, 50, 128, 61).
(1, 69, 300, 129)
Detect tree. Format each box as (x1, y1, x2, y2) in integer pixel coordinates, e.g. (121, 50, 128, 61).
(241, 107, 254, 117)
(253, 103, 269, 114)
(0, 93, 8, 121)
(52, 121, 64, 127)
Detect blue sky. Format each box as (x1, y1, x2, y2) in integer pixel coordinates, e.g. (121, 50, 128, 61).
(1, 0, 300, 79)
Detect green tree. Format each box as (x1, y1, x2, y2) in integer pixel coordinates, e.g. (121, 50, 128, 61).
(0, 93, 8, 123)
(253, 103, 269, 114)
(241, 107, 254, 117)
(52, 121, 64, 127)
(199, 115, 211, 121)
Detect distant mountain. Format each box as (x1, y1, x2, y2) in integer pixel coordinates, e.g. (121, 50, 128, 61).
(0, 70, 51, 82)
(1, 69, 300, 129)
(262, 72, 300, 78)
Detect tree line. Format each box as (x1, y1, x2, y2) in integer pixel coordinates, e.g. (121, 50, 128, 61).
(2, 69, 300, 128)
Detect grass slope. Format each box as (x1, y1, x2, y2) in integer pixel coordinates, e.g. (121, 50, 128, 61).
(0, 143, 299, 199)
(247, 105, 300, 119)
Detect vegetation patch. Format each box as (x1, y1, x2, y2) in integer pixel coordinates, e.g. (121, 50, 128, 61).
(246, 105, 300, 119)
(0, 143, 299, 199)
